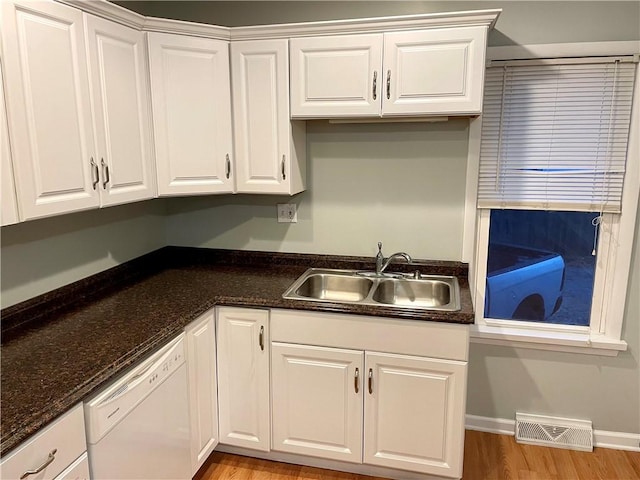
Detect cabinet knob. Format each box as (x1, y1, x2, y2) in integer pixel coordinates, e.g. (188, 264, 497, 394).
(372, 71, 378, 100)
(90, 158, 99, 190)
(386, 70, 391, 100)
(281, 155, 286, 181)
(226, 154, 231, 179)
(101, 158, 110, 189)
(20, 449, 57, 479)
(259, 325, 264, 351)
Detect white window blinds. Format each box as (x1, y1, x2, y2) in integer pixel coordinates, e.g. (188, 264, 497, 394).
(478, 59, 637, 212)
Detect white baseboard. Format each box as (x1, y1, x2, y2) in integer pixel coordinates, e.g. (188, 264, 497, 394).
(593, 430, 640, 452)
(465, 414, 516, 436)
(465, 414, 640, 452)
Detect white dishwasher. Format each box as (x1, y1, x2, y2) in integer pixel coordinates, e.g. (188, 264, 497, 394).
(84, 334, 190, 480)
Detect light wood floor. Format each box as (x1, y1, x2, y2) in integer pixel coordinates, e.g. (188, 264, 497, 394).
(194, 431, 640, 480)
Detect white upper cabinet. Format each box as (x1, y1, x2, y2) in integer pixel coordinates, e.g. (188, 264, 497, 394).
(290, 26, 487, 119)
(231, 39, 306, 195)
(85, 14, 156, 206)
(382, 27, 486, 116)
(2, 0, 99, 220)
(290, 34, 383, 118)
(1, 60, 19, 226)
(148, 32, 234, 196)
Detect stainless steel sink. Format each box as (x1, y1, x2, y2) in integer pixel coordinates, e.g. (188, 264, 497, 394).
(293, 272, 373, 302)
(283, 268, 460, 312)
(372, 278, 453, 308)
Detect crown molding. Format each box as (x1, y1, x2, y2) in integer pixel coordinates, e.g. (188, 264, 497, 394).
(143, 17, 231, 40)
(56, 1, 500, 42)
(60, 0, 144, 29)
(230, 9, 501, 41)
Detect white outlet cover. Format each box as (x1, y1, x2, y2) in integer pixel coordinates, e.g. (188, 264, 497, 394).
(277, 203, 297, 223)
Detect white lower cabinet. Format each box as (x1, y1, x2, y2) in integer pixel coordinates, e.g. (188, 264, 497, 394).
(185, 310, 219, 475)
(271, 345, 467, 478)
(269, 309, 469, 479)
(0, 404, 89, 480)
(216, 307, 271, 452)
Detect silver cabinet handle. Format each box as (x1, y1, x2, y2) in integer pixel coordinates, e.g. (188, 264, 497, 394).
(101, 158, 109, 189)
(90, 157, 99, 190)
(259, 325, 264, 351)
(225, 154, 231, 179)
(368, 368, 373, 394)
(386, 70, 391, 100)
(281, 155, 286, 181)
(20, 449, 57, 479)
(372, 71, 378, 100)
(354, 367, 360, 393)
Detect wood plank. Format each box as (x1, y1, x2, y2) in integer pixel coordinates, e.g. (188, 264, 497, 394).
(194, 431, 640, 480)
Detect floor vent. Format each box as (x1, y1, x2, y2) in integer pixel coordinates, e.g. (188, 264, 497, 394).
(515, 413, 593, 452)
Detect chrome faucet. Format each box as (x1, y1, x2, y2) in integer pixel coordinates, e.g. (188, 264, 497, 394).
(375, 242, 412, 275)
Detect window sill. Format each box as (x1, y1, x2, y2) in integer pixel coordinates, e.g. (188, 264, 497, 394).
(470, 324, 628, 357)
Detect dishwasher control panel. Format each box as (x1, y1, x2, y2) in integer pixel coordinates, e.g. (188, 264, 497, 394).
(84, 334, 186, 443)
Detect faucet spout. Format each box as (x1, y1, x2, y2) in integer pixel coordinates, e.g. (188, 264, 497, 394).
(380, 252, 412, 274)
(374, 242, 412, 275)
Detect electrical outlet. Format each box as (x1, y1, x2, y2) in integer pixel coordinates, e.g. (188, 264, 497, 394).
(277, 203, 297, 223)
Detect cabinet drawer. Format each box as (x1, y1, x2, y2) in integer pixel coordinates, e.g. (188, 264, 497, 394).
(1, 405, 87, 480)
(53, 453, 89, 480)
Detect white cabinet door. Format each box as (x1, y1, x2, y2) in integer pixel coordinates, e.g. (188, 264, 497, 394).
(185, 310, 219, 475)
(382, 27, 487, 116)
(216, 307, 270, 452)
(289, 27, 487, 119)
(2, 0, 99, 220)
(85, 14, 155, 207)
(363, 352, 467, 478)
(232, 39, 306, 195)
(290, 34, 382, 118)
(271, 342, 363, 463)
(148, 32, 233, 196)
(1, 60, 19, 226)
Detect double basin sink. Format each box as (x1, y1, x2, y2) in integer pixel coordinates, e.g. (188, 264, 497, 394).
(283, 268, 460, 312)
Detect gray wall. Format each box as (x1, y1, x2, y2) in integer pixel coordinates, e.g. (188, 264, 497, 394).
(114, 1, 640, 47)
(468, 200, 640, 434)
(166, 120, 469, 259)
(1, 201, 166, 307)
(2, 1, 639, 435)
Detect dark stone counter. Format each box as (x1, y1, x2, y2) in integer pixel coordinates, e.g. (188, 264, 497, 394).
(0, 247, 473, 456)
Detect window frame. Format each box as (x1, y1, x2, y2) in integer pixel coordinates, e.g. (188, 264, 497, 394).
(463, 42, 640, 356)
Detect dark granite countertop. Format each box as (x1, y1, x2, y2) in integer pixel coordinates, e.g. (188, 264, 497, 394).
(0, 247, 473, 457)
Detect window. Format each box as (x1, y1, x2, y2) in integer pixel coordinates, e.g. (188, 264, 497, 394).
(471, 53, 639, 355)
(485, 209, 597, 326)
